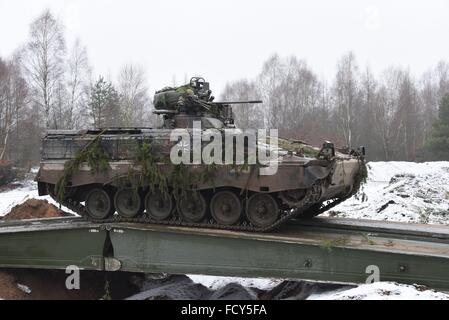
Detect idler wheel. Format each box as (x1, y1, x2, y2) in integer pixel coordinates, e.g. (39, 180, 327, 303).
(177, 191, 207, 223)
(145, 190, 174, 221)
(210, 191, 242, 225)
(114, 189, 143, 218)
(86, 188, 115, 220)
(246, 193, 279, 228)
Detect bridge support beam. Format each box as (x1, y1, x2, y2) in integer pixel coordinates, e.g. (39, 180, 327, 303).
(1, 217, 449, 291)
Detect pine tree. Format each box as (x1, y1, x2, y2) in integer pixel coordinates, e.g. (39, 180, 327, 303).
(88, 77, 121, 128)
(425, 94, 449, 160)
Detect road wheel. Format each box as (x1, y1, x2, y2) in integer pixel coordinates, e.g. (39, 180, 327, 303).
(145, 190, 174, 221)
(177, 191, 207, 223)
(210, 191, 242, 225)
(246, 193, 279, 228)
(86, 188, 115, 220)
(114, 189, 143, 218)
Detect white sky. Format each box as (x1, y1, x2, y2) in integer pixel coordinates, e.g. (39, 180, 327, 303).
(0, 0, 448, 96)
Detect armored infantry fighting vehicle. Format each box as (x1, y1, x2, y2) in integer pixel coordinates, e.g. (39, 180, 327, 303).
(35, 77, 366, 232)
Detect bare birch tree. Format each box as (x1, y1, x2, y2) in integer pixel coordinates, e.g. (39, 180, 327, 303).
(257, 54, 284, 128)
(117, 64, 150, 127)
(22, 9, 66, 129)
(0, 56, 29, 161)
(332, 52, 360, 147)
(67, 39, 91, 129)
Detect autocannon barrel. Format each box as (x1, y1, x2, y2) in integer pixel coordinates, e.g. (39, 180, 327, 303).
(213, 100, 263, 105)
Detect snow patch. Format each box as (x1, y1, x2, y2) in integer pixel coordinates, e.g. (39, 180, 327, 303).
(187, 275, 283, 291)
(16, 283, 32, 294)
(0, 180, 75, 217)
(327, 161, 449, 224)
(308, 282, 449, 300)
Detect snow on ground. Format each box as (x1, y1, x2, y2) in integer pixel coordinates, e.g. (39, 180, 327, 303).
(186, 275, 283, 291)
(187, 276, 449, 300)
(308, 282, 449, 300)
(328, 161, 449, 224)
(0, 180, 42, 216)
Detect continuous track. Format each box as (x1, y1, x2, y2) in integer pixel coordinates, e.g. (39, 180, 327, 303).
(51, 189, 351, 233)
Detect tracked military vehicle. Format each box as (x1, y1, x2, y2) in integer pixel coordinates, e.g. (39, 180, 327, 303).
(35, 77, 366, 232)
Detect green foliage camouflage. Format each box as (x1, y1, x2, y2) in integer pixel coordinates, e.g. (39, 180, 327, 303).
(54, 135, 217, 203)
(135, 141, 168, 193)
(352, 159, 368, 198)
(133, 140, 261, 198)
(55, 134, 110, 201)
(133, 141, 196, 199)
(168, 163, 194, 199)
(199, 162, 218, 190)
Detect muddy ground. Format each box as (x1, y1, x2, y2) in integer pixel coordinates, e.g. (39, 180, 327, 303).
(0, 269, 140, 300)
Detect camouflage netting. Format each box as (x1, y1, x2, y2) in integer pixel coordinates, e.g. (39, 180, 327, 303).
(153, 84, 195, 110)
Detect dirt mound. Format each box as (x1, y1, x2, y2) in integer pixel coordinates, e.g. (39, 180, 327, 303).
(0, 269, 139, 300)
(2, 199, 72, 221)
(0, 271, 27, 299)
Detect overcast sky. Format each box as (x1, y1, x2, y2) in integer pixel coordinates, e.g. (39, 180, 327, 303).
(1, 0, 448, 96)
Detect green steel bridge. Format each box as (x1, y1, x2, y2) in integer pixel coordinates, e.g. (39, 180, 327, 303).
(0, 216, 448, 290)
